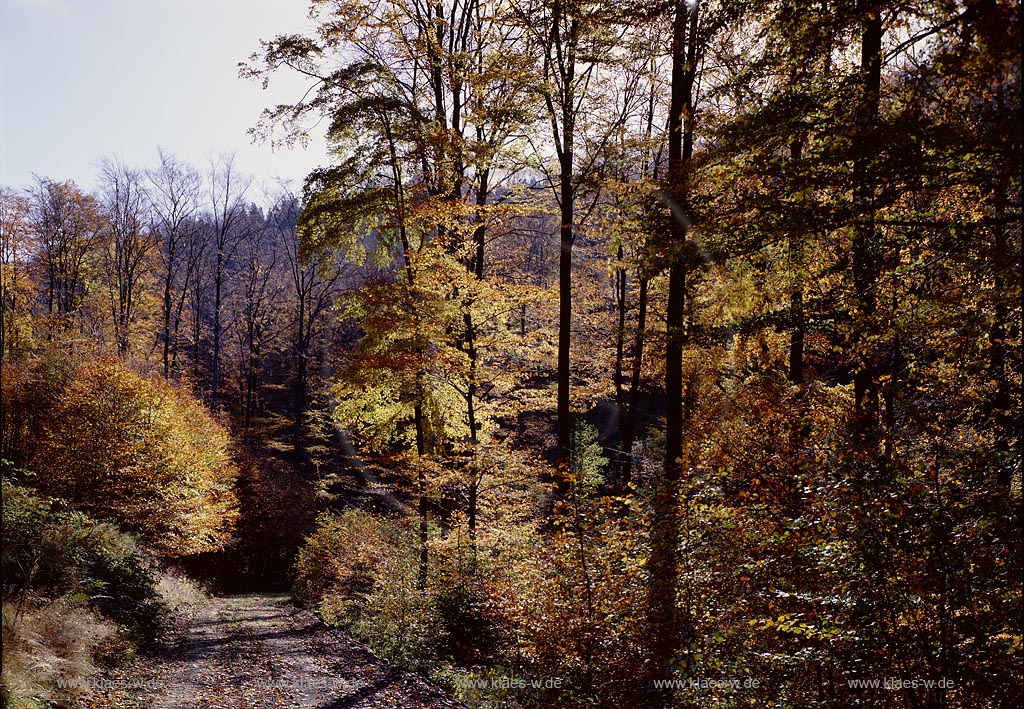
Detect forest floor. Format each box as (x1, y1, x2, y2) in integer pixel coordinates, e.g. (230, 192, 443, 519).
(71, 594, 465, 709)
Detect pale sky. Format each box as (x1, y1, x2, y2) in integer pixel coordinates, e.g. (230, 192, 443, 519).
(0, 0, 328, 193)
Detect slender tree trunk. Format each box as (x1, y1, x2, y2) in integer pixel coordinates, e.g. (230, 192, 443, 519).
(416, 398, 428, 589)
(614, 244, 627, 413)
(549, 8, 578, 504)
(649, 1, 698, 703)
(244, 326, 260, 435)
(467, 477, 478, 543)
(789, 138, 805, 384)
(462, 169, 488, 553)
(614, 56, 658, 497)
(171, 293, 185, 374)
(294, 291, 308, 456)
(162, 259, 174, 376)
(295, 347, 309, 454)
(851, 9, 883, 443)
(385, 117, 431, 590)
(612, 243, 628, 491)
(212, 247, 224, 408)
(620, 277, 648, 491)
(473, 170, 488, 280)
(191, 283, 203, 379)
(556, 131, 574, 502)
(990, 183, 1016, 491)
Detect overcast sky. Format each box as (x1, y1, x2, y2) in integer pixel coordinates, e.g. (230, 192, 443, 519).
(0, 0, 328, 193)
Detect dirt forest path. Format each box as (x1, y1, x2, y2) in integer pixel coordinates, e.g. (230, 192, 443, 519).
(78, 594, 465, 709)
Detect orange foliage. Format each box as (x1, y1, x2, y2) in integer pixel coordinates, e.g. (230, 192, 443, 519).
(12, 357, 239, 556)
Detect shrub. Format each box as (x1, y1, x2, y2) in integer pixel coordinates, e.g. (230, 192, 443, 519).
(294, 510, 440, 670)
(349, 546, 437, 671)
(1, 479, 167, 644)
(295, 508, 516, 684)
(293, 510, 388, 611)
(8, 357, 240, 557)
(2, 480, 169, 706)
(431, 556, 501, 666)
(479, 505, 651, 709)
(292, 490, 654, 708)
(0, 356, 72, 471)
(154, 567, 207, 617)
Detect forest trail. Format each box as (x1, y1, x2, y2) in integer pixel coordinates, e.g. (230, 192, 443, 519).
(77, 594, 465, 709)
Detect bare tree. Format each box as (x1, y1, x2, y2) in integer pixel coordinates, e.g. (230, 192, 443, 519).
(148, 149, 202, 376)
(184, 220, 211, 382)
(230, 207, 285, 434)
(207, 154, 252, 407)
(98, 158, 155, 355)
(273, 194, 343, 456)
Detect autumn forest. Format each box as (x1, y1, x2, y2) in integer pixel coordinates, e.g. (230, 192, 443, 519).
(1, 0, 1021, 708)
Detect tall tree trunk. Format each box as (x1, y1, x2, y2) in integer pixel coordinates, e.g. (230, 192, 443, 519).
(614, 244, 627, 414)
(294, 290, 309, 457)
(615, 56, 658, 496)
(473, 170, 488, 280)
(788, 138, 805, 384)
(612, 243, 628, 491)
(546, 5, 578, 504)
(463, 167, 488, 553)
(990, 187, 1017, 492)
(850, 8, 883, 443)
(416, 398, 428, 589)
(171, 287, 186, 374)
(191, 282, 204, 379)
(162, 260, 174, 376)
(386, 118, 431, 590)
(211, 247, 224, 408)
(648, 1, 698, 703)
(467, 479, 478, 544)
(556, 116, 575, 502)
(620, 277, 648, 491)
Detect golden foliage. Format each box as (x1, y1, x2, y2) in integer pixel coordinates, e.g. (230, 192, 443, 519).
(23, 358, 239, 557)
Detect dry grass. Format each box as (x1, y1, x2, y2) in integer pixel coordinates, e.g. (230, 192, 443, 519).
(1, 596, 114, 708)
(156, 567, 208, 617)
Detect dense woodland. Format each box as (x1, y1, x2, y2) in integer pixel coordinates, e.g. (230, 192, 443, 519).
(2, 0, 1021, 707)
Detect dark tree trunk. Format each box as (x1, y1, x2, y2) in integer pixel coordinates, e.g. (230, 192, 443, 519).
(850, 9, 883, 442)
(293, 281, 310, 460)
(788, 139, 805, 384)
(548, 6, 578, 504)
(212, 246, 224, 408)
(389, 121, 430, 591)
(416, 398, 428, 589)
(614, 244, 627, 415)
(648, 1, 698, 703)
(162, 256, 174, 377)
(463, 168, 488, 552)
(611, 243, 628, 493)
(619, 277, 648, 491)
(556, 126, 575, 502)
(468, 479, 478, 546)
